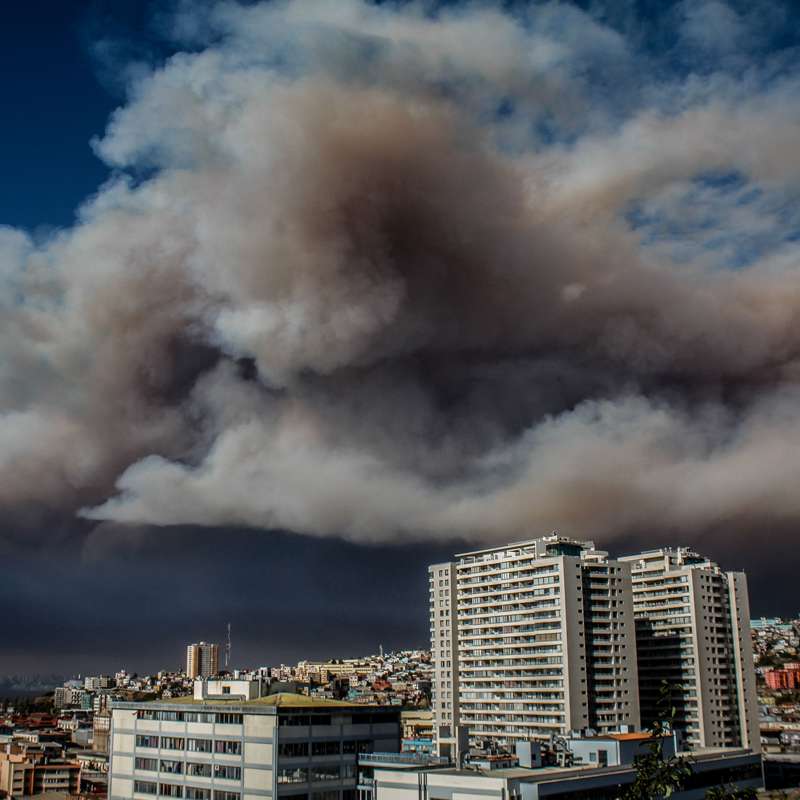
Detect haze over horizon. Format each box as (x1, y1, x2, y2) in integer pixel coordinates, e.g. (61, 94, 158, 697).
(2, 0, 800, 674)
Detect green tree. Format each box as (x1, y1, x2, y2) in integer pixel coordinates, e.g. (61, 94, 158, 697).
(619, 682, 758, 799)
(619, 682, 692, 799)
(704, 785, 756, 800)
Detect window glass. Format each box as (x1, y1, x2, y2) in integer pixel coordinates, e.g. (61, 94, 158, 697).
(214, 740, 242, 755)
(277, 767, 308, 784)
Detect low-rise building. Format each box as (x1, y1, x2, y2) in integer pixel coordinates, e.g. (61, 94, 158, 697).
(765, 663, 800, 691)
(0, 743, 81, 797)
(109, 693, 401, 800)
(359, 747, 762, 800)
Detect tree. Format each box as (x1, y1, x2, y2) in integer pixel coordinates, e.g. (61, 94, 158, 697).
(619, 682, 692, 799)
(704, 785, 756, 800)
(619, 682, 758, 799)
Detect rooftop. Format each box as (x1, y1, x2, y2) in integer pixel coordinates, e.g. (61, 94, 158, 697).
(599, 732, 659, 742)
(455, 534, 593, 560)
(421, 748, 757, 783)
(126, 692, 373, 710)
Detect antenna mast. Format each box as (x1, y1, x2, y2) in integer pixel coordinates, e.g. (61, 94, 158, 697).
(225, 623, 231, 669)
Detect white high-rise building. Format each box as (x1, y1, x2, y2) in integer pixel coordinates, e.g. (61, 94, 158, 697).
(619, 548, 760, 753)
(430, 535, 640, 758)
(187, 642, 220, 679)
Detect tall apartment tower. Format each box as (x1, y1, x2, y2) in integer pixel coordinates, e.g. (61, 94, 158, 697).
(430, 535, 640, 758)
(186, 641, 219, 678)
(619, 548, 760, 753)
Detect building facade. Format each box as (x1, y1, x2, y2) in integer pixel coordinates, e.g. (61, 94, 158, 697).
(187, 643, 220, 679)
(430, 536, 640, 756)
(0, 745, 81, 798)
(109, 694, 401, 800)
(764, 663, 800, 690)
(619, 548, 760, 752)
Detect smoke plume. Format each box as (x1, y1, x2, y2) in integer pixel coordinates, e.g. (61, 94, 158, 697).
(4, 0, 800, 548)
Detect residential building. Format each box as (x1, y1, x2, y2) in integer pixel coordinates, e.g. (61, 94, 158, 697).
(619, 548, 760, 752)
(53, 687, 73, 709)
(187, 643, 220, 679)
(86, 675, 115, 691)
(0, 743, 81, 798)
(764, 664, 800, 691)
(108, 693, 401, 800)
(430, 535, 640, 757)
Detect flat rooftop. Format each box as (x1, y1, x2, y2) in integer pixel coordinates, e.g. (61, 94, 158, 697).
(115, 692, 390, 710)
(426, 748, 757, 783)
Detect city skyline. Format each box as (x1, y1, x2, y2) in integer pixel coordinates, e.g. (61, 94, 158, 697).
(2, 529, 794, 676)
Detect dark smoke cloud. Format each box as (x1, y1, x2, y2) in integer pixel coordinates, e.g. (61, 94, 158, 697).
(3, 0, 800, 550)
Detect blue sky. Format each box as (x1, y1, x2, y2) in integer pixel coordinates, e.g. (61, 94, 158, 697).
(1, 2, 114, 229)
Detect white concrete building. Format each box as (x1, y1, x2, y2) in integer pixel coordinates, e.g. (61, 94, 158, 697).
(619, 548, 760, 752)
(193, 679, 270, 702)
(357, 746, 762, 800)
(109, 694, 401, 800)
(430, 536, 640, 757)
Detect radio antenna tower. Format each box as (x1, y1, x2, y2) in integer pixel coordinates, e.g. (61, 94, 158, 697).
(225, 623, 232, 669)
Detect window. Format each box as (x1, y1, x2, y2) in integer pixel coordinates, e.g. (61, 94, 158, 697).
(216, 714, 243, 725)
(279, 742, 309, 758)
(159, 784, 183, 798)
(213, 765, 242, 781)
(135, 758, 158, 771)
(186, 763, 212, 778)
(187, 739, 212, 753)
(279, 715, 310, 727)
(214, 740, 241, 755)
(186, 789, 211, 800)
(342, 741, 357, 754)
(278, 767, 308, 785)
(312, 742, 340, 756)
(161, 738, 185, 751)
(136, 736, 159, 749)
(134, 782, 157, 795)
(312, 792, 338, 800)
(310, 766, 339, 782)
(160, 760, 184, 774)
(213, 793, 240, 800)
(222, 687, 231, 695)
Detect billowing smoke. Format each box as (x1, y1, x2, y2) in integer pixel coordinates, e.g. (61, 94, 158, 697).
(4, 0, 800, 547)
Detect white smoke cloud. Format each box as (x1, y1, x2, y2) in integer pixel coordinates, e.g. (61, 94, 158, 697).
(2, 0, 800, 549)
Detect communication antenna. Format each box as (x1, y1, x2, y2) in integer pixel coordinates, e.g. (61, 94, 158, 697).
(225, 623, 232, 669)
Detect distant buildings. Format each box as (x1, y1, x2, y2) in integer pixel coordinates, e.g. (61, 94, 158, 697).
(186, 642, 220, 679)
(85, 675, 114, 691)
